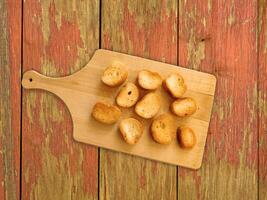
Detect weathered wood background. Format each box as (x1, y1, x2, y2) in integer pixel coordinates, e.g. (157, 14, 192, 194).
(0, 0, 266, 199)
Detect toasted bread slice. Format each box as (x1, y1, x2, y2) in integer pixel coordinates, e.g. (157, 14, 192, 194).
(177, 127, 196, 148)
(163, 73, 187, 98)
(151, 114, 176, 144)
(101, 62, 128, 87)
(91, 102, 121, 124)
(116, 83, 139, 108)
(138, 70, 162, 90)
(135, 92, 160, 119)
(171, 97, 197, 117)
(119, 118, 143, 144)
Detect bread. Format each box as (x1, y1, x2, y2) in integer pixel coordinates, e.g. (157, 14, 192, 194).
(163, 73, 187, 98)
(101, 62, 128, 87)
(171, 97, 197, 117)
(138, 70, 162, 90)
(151, 114, 176, 144)
(177, 127, 196, 148)
(135, 92, 161, 119)
(119, 118, 143, 144)
(91, 102, 121, 124)
(116, 83, 139, 107)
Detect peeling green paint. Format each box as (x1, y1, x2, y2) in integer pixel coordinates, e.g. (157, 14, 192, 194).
(202, 17, 207, 27)
(259, 178, 267, 199)
(264, 23, 267, 53)
(127, 0, 161, 27)
(29, 145, 92, 200)
(0, 2, 18, 198)
(258, 0, 266, 34)
(39, 93, 64, 132)
(247, 84, 258, 120)
(41, 59, 58, 75)
(180, 3, 205, 70)
(102, 0, 176, 56)
(126, 0, 176, 26)
(260, 0, 267, 53)
(228, 0, 235, 26)
(259, 135, 265, 147)
(208, 0, 212, 13)
(259, 91, 267, 118)
(74, 0, 99, 71)
(41, 1, 51, 44)
(213, 96, 233, 121)
(179, 147, 257, 199)
(40, 1, 99, 73)
(54, 12, 62, 30)
(166, 0, 177, 17)
(24, 167, 30, 184)
(26, 92, 37, 124)
(187, 32, 205, 70)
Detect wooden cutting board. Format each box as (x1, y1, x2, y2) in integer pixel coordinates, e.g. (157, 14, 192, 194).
(22, 49, 216, 169)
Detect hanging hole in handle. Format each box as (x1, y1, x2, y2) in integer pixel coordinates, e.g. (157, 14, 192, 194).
(29, 78, 33, 82)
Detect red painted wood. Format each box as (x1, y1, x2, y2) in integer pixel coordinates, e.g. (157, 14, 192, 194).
(0, 0, 263, 199)
(259, 0, 267, 199)
(178, 0, 258, 199)
(0, 0, 21, 199)
(22, 1, 99, 199)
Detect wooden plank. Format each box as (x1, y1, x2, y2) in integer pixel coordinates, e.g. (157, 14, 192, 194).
(22, 1, 99, 199)
(259, 0, 267, 199)
(22, 49, 216, 169)
(0, 0, 21, 199)
(100, 0, 177, 199)
(178, 0, 258, 199)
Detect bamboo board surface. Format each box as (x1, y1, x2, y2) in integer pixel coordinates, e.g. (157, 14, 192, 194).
(22, 49, 216, 169)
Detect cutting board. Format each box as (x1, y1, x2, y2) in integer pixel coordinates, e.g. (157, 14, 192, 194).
(22, 49, 216, 169)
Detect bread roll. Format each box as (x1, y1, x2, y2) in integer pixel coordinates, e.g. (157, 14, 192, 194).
(92, 102, 121, 124)
(135, 92, 160, 119)
(151, 114, 176, 144)
(119, 118, 143, 144)
(101, 62, 128, 87)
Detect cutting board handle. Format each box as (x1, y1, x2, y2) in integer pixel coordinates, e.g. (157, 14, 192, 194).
(23, 70, 48, 89)
(22, 70, 65, 97)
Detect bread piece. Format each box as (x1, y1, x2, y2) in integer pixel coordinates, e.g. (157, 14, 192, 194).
(138, 70, 162, 90)
(163, 73, 187, 98)
(151, 114, 176, 144)
(135, 92, 160, 119)
(171, 97, 197, 117)
(101, 62, 128, 87)
(177, 127, 196, 148)
(119, 118, 143, 144)
(91, 102, 121, 124)
(116, 83, 139, 108)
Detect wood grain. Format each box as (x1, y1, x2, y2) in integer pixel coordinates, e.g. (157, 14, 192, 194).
(259, 0, 267, 199)
(0, 0, 21, 199)
(22, 49, 216, 168)
(178, 0, 258, 199)
(22, 1, 99, 199)
(100, 0, 177, 199)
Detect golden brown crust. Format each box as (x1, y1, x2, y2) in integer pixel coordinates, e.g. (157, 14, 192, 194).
(101, 62, 128, 87)
(151, 114, 176, 144)
(138, 70, 162, 90)
(164, 73, 187, 98)
(91, 102, 121, 124)
(116, 82, 139, 108)
(171, 97, 197, 117)
(119, 118, 143, 144)
(135, 92, 161, 119)
(177, 127, 196, 148)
